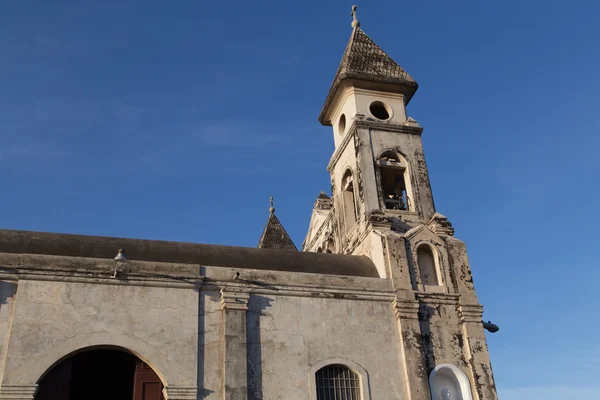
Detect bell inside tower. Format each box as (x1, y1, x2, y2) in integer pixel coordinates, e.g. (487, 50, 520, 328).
(378, 151, 411, 211)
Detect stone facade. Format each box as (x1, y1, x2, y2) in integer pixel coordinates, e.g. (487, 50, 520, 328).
(0, 16, 497, 400)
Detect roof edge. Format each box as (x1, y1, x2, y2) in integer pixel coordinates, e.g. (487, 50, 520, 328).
(0, 229, 378, 278)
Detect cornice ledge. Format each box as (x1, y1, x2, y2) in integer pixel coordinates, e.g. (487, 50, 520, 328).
(393, 297, 420, 320)
(416, 292, 461, 305)
(458, 303, 484, 323)
(1, 265, 203, 289)
(211, 280, 395, 302)
(366, 211, 392, 229)
(354, 119, 423, 135)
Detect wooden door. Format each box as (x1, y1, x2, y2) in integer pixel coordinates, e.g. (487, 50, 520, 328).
(132, 360, 164, 400)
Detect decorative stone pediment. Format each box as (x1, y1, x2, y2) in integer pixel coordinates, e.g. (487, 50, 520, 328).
(428, 213, 455, 237)
(404, 224, 444, 247)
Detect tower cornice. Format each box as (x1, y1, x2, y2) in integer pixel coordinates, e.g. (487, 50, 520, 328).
(326, 119, 423, 173)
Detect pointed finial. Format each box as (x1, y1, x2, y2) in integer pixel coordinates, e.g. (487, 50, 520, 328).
(269, 195, 275, 214)
(351, 5, 360, 28)
(114, 248, 126, 261)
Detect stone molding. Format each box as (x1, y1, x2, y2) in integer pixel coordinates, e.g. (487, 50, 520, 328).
(416, 292, 460, 305)
(393, 298, 420, 320)
(0, 253, 202, 289)
(354, 118, 424, 135)
(0, 271, 201, 289)
(0, 385, 38, 400)
(458, 304, 484, 323)
(220, 289, 250, 311)
(162, 386, 198, 400)
(327, 119, 423, 172)
(428, 213, 455, 237)
(366, 212, 392, 229)
(0, 271, 396, 303)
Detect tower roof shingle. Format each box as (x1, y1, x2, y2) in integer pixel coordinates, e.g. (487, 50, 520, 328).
(258, 212, 298, 251)
(319, 27, 418, 124)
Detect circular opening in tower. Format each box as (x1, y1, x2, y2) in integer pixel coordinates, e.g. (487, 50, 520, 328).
(338, 114, 346, 135)
(369, 101, 391, 120)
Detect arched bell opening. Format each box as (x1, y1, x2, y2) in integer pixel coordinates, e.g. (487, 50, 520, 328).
(36, 346, 164, 400)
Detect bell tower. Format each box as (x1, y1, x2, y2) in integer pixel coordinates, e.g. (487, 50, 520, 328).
(303, 7, 499, 400)
(317, 11, 438, 253)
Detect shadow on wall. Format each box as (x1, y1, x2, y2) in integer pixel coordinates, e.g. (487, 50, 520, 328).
(246, 295, 273, 400)
(0, 280, 17, 315)
(419, 302, 437, 398)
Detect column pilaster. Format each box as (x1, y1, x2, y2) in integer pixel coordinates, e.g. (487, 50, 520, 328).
(459, 304, 498, 400)
(393, 295, 429, 400)
(220, 289, 250, 400)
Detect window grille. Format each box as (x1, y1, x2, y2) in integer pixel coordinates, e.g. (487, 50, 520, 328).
(315, 364, 361, 400)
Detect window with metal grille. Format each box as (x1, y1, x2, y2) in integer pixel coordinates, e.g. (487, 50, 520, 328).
(315, 364, 361, 400)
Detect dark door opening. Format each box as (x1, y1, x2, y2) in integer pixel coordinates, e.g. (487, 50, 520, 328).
(36, 348, 164, 400)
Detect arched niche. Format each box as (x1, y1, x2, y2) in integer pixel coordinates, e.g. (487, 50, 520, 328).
(417, 243, 440, 286)
(429, 364, 474, 400)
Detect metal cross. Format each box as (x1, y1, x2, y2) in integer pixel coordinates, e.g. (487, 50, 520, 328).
(351, 5, 358, 22)
(269, 195, 274, 209)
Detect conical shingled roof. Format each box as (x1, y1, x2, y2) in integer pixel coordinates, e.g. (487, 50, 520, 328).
(258, 212, 298, 251)
(319, 27, 418, 124)
(338, 27, 416, 84)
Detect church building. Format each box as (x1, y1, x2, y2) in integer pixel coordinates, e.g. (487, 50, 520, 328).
(0, 9, 498, 400)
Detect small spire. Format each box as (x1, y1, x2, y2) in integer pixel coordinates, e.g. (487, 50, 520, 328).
(351, 5, 360, 28)
(269, 195, 275, 214)
(258, 199, 298, 251)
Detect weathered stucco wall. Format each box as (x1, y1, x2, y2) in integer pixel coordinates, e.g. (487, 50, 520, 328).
(0, 235, 496, 400)
(246, 294, 405, 400)
(1, 280, 199, 388)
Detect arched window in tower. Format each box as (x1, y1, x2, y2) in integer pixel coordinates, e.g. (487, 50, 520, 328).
(315, 364, 361, 400)
(417, 244, 439, 286)
(377, 151, 412, 211)
(341, 170, 358, 231)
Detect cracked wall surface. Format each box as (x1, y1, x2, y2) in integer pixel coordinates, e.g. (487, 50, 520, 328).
(245, 294, 405, 400)
(0, 280, 198, 388)
(0, 232, 497, 400)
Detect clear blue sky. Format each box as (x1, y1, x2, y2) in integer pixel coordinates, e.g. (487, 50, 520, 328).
(1, 1, 599, 398)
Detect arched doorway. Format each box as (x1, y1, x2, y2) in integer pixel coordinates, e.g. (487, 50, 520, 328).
(36, 347, 164, 400)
